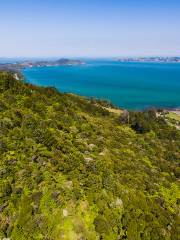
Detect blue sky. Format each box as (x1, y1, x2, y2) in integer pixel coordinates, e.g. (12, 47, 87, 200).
(0, 0, 180, 57)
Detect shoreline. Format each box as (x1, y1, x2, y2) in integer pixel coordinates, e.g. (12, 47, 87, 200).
(21, 71, 180, 113)
(1, 68, 180, 113)
(167, 109, 180, 114)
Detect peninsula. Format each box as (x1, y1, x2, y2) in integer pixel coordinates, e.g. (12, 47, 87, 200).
(0, 58, 84, 72)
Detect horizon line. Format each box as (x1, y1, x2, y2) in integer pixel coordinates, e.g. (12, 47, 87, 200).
(1, 55, 180, 59)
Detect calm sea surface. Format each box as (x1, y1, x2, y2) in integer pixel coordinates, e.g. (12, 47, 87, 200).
(23, 60, 180, 110)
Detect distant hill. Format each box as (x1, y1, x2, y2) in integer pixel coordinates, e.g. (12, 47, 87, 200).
(0, 71, 179, 240)
(56, 58, 84, 65)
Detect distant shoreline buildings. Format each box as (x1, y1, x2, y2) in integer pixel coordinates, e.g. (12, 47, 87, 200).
(116, 57, 180, 63)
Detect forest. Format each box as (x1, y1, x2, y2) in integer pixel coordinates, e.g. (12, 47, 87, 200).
(0, 71, 179, 240)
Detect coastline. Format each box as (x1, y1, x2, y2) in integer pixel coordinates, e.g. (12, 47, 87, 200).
(21, 69, 180, 114)
(23, 68, 180, 115)
(1, 62, 180, 113)
(168, 109, 180, 115)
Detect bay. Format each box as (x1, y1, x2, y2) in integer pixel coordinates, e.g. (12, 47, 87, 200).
(23, 60, 180, 110)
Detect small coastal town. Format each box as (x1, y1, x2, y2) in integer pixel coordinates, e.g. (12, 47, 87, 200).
(116, 56, 180, 63)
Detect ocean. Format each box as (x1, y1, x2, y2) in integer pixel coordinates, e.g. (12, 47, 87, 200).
(23, 60, 180, 110)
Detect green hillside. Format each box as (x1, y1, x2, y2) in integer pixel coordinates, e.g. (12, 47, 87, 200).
(0, 72, 179, 240)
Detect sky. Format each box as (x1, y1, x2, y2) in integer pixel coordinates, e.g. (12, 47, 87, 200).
(0, 0, 180, 58)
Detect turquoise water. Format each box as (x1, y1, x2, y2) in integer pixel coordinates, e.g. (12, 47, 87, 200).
(23, 60, 180, 110)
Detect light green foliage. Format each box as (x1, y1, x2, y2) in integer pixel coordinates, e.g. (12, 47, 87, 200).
(160, 183, 179, 213)
(0, 72, 179, 239)
(167, 112, 180, 121)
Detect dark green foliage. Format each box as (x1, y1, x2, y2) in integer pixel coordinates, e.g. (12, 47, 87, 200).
(128, 109, 160, 133)
(122, 109, 180, 140)
(0, 72, 179, 239)
(94, 215, 111, 235)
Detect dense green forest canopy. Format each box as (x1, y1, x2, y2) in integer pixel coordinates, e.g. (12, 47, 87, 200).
(0, 71, 179, 239)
